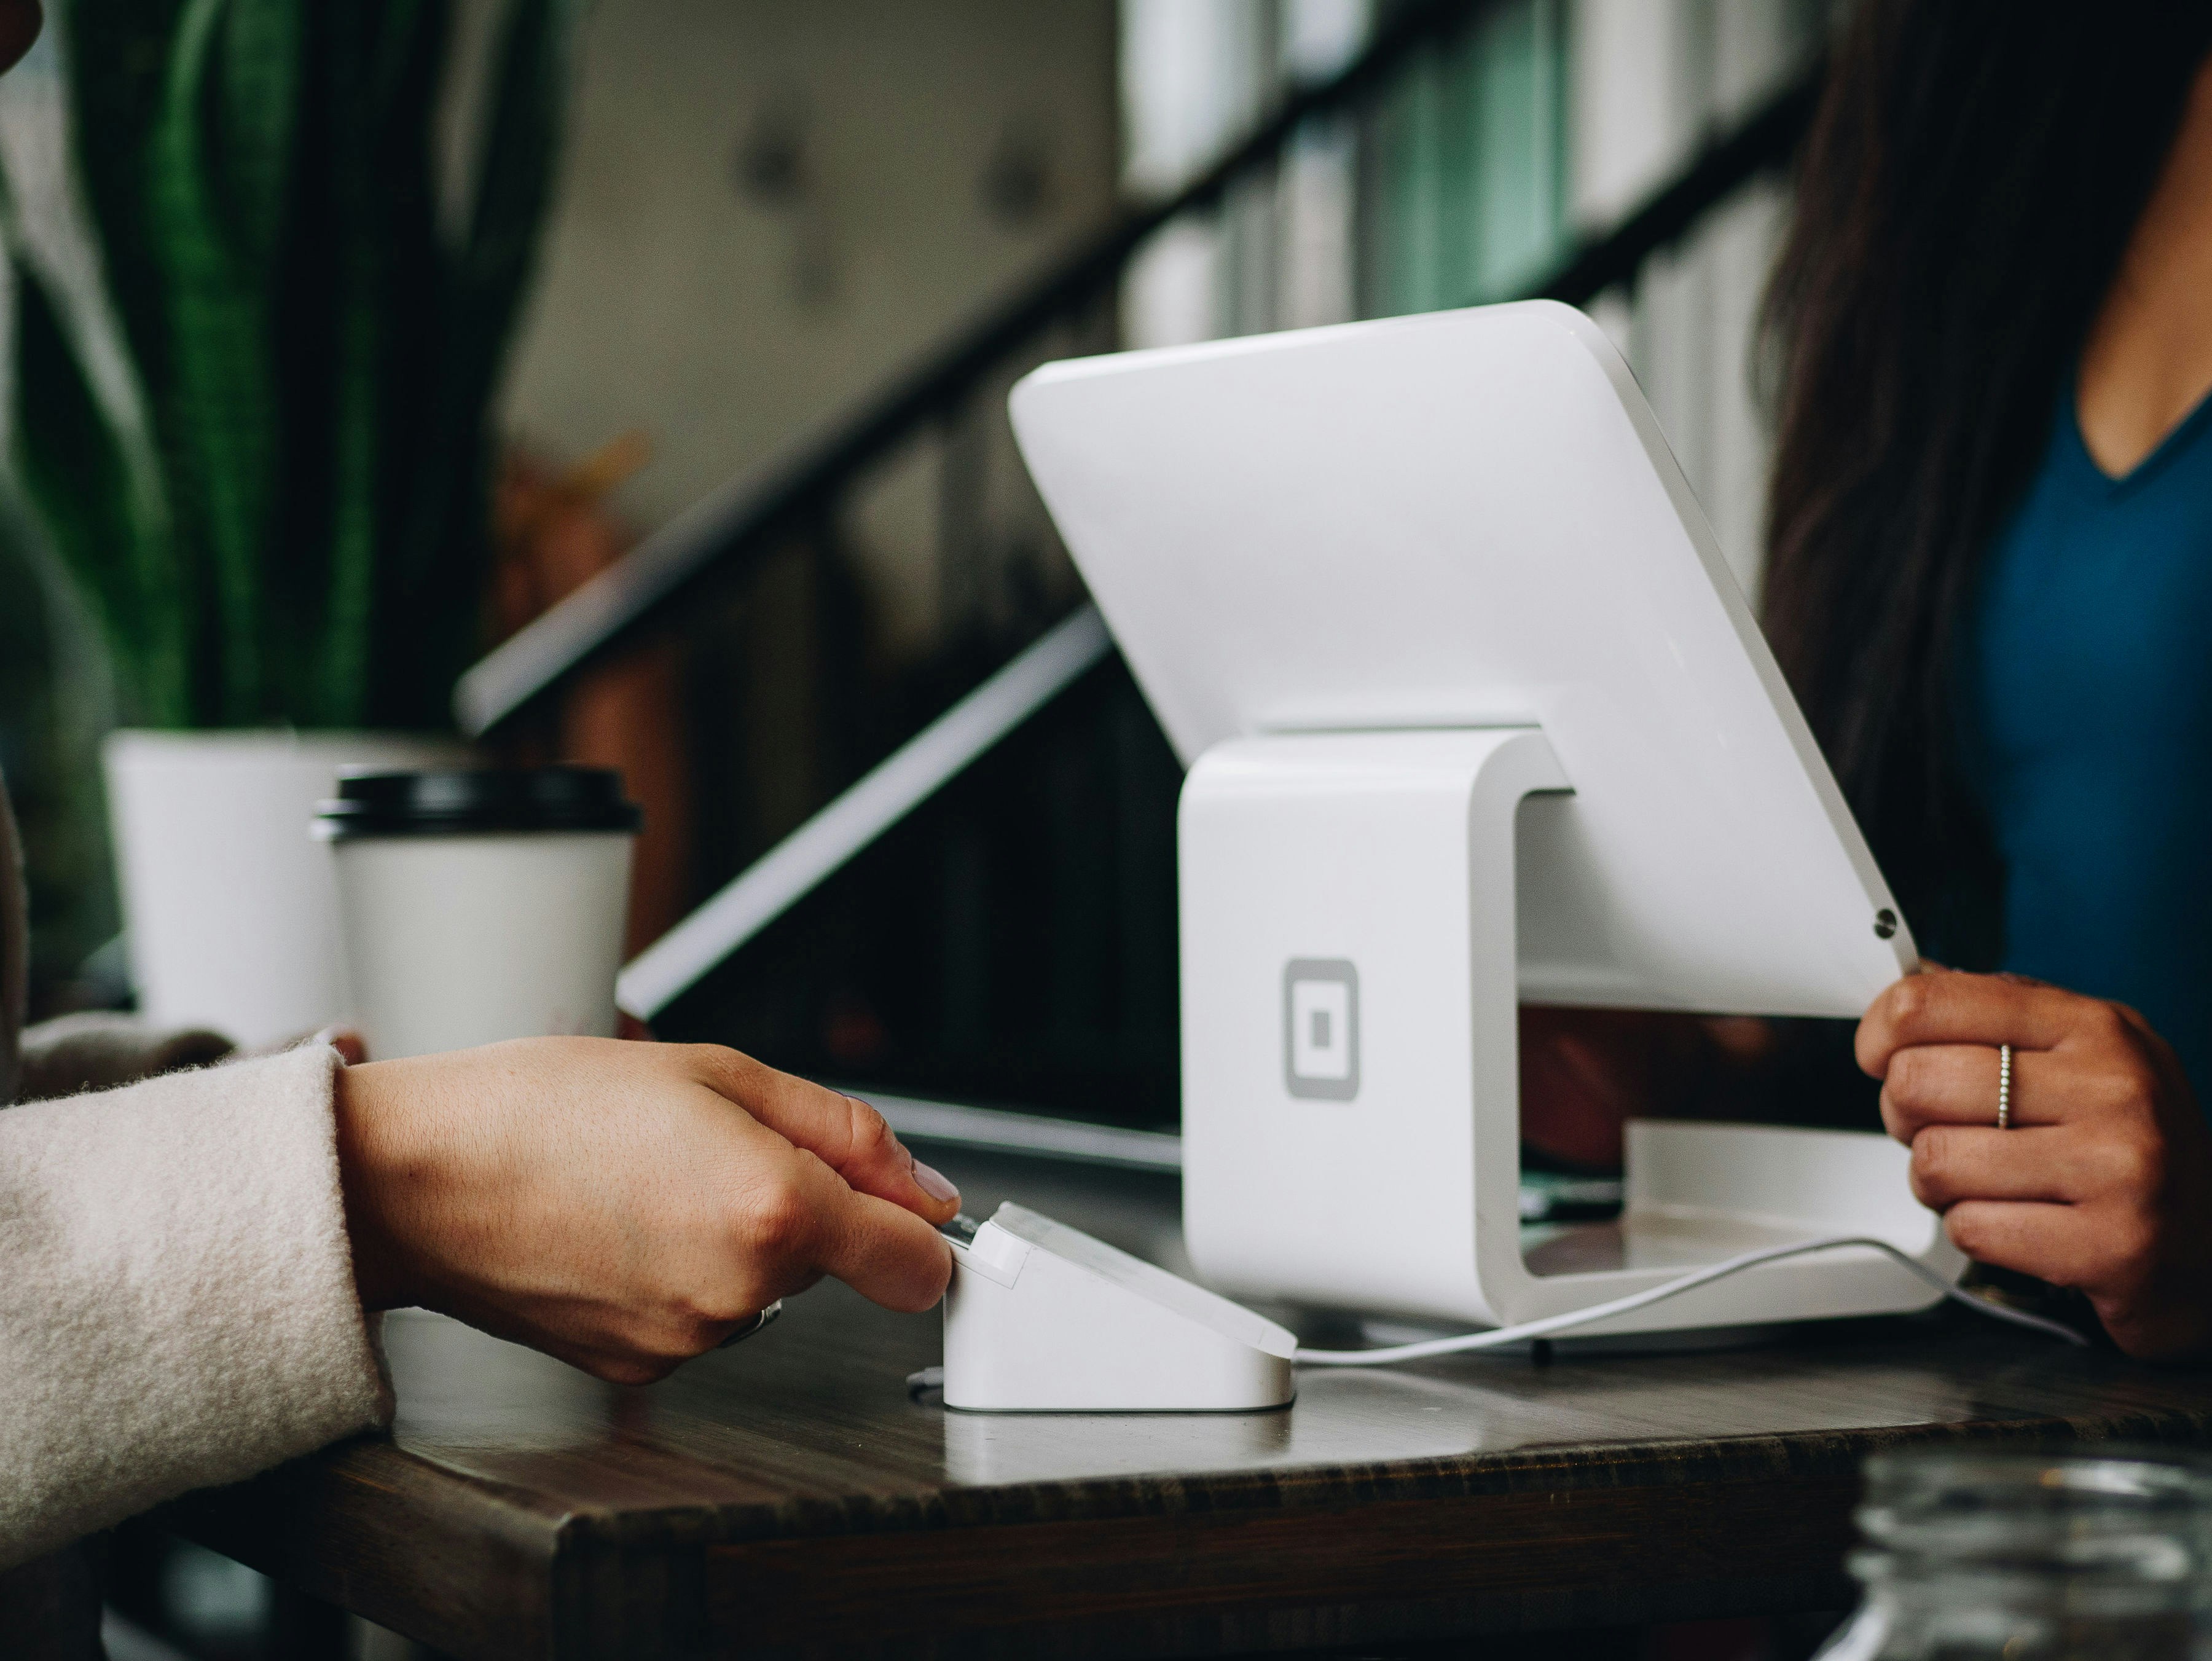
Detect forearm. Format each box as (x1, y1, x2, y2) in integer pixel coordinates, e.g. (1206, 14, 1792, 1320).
(0, 1046, 390, 1570)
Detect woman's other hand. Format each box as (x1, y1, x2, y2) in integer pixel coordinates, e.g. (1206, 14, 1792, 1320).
(332, 1038, 961, 1384)
(1858, 969, 2212, 1360)
(1519, 1008, 1776, 1168)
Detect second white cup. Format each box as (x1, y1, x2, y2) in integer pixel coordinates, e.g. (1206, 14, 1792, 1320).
(320, 767, 641, 1061)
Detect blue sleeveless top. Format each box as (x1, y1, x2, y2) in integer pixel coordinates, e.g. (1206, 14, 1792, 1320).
(1957, 385, 2212, 1097)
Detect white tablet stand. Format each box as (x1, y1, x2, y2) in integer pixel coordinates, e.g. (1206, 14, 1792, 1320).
(1178, 726, 1953, 1335)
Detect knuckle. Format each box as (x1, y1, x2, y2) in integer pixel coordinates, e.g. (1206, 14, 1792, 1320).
(2081, 1002, 2132, 1050)
(845, 1096, 898, 1164)
(1887, 1047, 1929, 1105)
(1886, 977, 1932, 1033)
(2077, 1065, 2136, 1119)
(2120, 1053, 2162, 1107)
(745, 1167, 823, 1263)
(1910, 1124, 1953, 1179)
(1878, 1092, 1912, 1144)
(1909, 1127, 1964, 1201)
(1944, 1206, 1990, 1260)
(2088, 1055, 2160, 1126)
(690, 1042, 760, 1093)
(2104, 1133, 2161, 1197)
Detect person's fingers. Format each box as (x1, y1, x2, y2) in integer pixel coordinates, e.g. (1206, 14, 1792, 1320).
(1879, 1043, 2069, 1138)
(1857, 970, 2090, 1078)
(830, 1091, 962, 1217)
(1907, 1124, 2084, 1209)
(687, 1046, 960, 1221)
(1940, 1198, 2092, 1286)
(795, 1164, 954, 1313)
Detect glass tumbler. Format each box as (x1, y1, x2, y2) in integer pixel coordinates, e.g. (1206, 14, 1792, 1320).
(1816, 1447, 2212, 1661)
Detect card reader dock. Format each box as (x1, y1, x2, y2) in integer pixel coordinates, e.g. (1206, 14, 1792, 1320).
(1010, 300, 1963, 1338)
(941, 1206, 1296, 1412)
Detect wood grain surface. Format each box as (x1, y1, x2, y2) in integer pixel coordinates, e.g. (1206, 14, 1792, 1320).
(162, 1151, 2212, 1660)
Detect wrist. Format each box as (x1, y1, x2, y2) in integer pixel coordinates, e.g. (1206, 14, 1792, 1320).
(333, 1059, 423, 1312)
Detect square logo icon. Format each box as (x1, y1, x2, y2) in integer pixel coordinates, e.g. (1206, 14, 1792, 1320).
(1284, 958, 1359, 1101)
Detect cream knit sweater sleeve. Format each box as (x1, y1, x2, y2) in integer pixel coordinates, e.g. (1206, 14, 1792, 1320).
(0, 1046, 394, 1569)
(0, 787, 391, 1572)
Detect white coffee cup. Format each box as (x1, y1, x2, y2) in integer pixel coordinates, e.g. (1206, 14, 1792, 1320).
(320, 768, 641, 1061)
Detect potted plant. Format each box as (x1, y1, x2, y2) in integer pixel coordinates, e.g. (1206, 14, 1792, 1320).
(0, 0, 578, 1042)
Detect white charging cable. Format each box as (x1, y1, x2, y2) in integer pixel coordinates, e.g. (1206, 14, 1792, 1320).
(1292, 1234, 2088, 1365)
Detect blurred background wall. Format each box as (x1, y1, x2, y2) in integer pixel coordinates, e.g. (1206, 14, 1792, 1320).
(492, 0, 1120, 658)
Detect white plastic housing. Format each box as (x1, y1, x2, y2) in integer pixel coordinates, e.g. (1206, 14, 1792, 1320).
(942, 1204, 1296, 1413)
(1179, 728, 1961, 1334)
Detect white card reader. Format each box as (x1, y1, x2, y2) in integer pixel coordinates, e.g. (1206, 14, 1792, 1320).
(939, 1204, 1297, 1413)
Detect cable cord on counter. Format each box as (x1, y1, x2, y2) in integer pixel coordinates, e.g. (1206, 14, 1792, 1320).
(1290, 1236, 2089, 1365)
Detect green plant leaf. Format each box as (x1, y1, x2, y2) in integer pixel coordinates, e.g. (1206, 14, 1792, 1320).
(5, 248, 188, 724)
(296, 0, 443, 729)
(378, 0, 579, 730)
(13, 0, 576, 732)
(212, 0, 297, 273)
(147, 0, 289, 723)
(60, 0, 189, 407)
(462, 0, 581, 305)
(0, 69, 187, 726)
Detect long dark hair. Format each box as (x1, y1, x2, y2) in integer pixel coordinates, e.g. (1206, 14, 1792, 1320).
(1762, 1, 2212, 964)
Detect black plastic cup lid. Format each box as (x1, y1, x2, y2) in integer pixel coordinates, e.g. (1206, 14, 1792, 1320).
(317, 766, 642, 839)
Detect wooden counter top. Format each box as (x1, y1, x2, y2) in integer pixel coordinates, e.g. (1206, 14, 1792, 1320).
(164, 1151, 2212, 1660)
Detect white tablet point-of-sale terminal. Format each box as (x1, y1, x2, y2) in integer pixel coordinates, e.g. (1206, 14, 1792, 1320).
(1007, 299, 1964, 1344)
